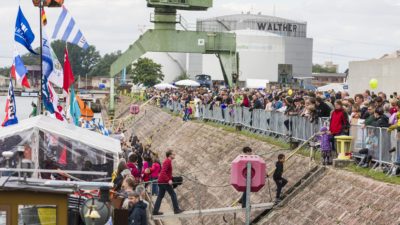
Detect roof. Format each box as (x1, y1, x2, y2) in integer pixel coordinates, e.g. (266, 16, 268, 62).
(380, 50, 400, 59)
(312, 73, 347, 78)
(0, 115, 121, 155)
(198, 13, 306, 24)
(0, 177, 73, 194)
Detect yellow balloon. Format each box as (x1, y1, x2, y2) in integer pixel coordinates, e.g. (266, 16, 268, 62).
(369, 79, 378, 90)
(288, 89, 293, 96)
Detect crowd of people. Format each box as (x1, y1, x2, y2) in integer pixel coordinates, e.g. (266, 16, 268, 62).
(147, 86, 400, 168)
(149, 86, 398, 128)
(111, 134, 184, 225)
(110, 86, 400, 224)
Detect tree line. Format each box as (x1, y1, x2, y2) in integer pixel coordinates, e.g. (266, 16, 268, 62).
(0, 40, 164, 87)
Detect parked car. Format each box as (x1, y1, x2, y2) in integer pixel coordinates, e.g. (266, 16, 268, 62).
(195, 74, 212, 89)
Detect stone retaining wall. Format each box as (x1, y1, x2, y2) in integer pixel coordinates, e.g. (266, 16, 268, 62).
(261, 169, 400, 225)
(130, 106, 314, 224)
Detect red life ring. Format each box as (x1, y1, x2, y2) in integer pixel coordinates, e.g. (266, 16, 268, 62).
(130, 104, 140, 115)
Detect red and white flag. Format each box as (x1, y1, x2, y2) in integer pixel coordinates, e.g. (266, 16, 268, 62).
(47, 81, 64, 121)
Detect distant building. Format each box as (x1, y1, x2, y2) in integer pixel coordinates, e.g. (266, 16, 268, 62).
(312, 73, 347, 87)
(90, 77, 111, 89)
(347, 50, 400, 95)
(196, 13, 313, 83)
(25, 65, 41, 89)
(0, 75, 10, 87)
(140, 13, 313, 84)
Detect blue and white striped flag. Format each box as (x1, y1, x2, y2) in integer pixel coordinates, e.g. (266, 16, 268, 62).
(52, 6, 89, 49)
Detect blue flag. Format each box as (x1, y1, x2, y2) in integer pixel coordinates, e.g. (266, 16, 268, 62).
(2, 78, 18, 127)
(15, 6, 37, 55)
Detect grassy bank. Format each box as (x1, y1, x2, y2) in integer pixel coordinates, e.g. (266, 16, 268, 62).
(161, 107, 400, 185)
(345, 164, 400, 185)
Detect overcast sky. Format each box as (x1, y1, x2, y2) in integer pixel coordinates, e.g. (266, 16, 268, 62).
(1, 0, 400, 72)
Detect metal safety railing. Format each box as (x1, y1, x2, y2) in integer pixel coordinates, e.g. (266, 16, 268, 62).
(162, 100, 400, 166)
(350, 125, 400, 166)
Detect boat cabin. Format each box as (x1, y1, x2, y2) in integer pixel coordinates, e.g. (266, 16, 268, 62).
(0, 177, 72, 225)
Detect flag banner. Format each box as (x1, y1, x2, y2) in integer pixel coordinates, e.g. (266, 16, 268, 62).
(97, 120, 110, 136)
(47, 81, 64, 121)
(42, 8, 47, 26)
(11, 50, 30, 88)
(43, 16, 64, 89)
(70, 86, 81, 126)
(42, 76, 55, 114)
(52, 6, 89, 49)
(63, 47, 74, 93)
(42, 30, 55, 114)
(48, 45, 64, 88)
(2, 78, 18, 127)
(42, 31, 53, 79)
(15, 6, 37, 54)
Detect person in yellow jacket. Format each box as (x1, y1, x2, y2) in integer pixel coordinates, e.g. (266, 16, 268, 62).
(388, 113, 400, 132)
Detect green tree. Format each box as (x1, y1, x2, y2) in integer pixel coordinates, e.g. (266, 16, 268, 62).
(173, 72, 190, 82)
(21, 48, 40, 65)
(89, 51, 122, 76)
(51, 40, 101, 76)
(312, 64, 337, 73)
(130, 57, 164, 87)
(0, 66, 11, 76)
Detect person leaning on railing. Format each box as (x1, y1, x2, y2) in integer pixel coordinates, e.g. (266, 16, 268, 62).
(329, 100, 350, 152)
(370, 108, 390, 128)
(363, 105, 376, 127)
(284, 97, 297, 132)
(316, 97, 331, 118)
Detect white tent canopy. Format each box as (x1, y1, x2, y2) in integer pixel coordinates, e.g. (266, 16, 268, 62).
(175, 79, 200, 87)
(0, 116, 121, 155)
(317, 83, 345, 92)
(0, 116, 121, 175)
(245, 79, 269, 89)
(154, 83, 177, 90)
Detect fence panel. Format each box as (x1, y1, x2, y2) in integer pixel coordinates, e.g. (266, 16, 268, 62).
(259, 111, 271, 132)
(162, 102, 400, 165)
(241, 107, 251, 128)
(380, 128, 394, 163)
(252, 109, 262, 130)
(234, 106, 242, 124)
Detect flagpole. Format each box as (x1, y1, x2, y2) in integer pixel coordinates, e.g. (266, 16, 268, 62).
(39, 0, 44, 115)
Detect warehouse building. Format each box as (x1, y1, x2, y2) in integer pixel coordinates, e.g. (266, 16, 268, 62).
(141, 13, 313, 85)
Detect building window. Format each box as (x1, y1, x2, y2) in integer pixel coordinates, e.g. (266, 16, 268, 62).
(0, 205, 10, 225)
(18, 205, 57, 225)
(102, 80, 107, 83)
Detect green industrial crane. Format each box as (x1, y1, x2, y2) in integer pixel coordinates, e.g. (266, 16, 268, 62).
(109, 0, 238, 113)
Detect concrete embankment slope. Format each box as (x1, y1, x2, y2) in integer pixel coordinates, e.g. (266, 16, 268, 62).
(128, 105, 314, 225)
(259, 169, 400, 225)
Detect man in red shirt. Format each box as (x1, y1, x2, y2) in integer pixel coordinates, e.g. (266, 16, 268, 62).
(152, 150, 184, 215)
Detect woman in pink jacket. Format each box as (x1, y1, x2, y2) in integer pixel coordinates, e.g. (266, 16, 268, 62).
(149, 154, 161, 196)
(141, 156, 152, 185)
